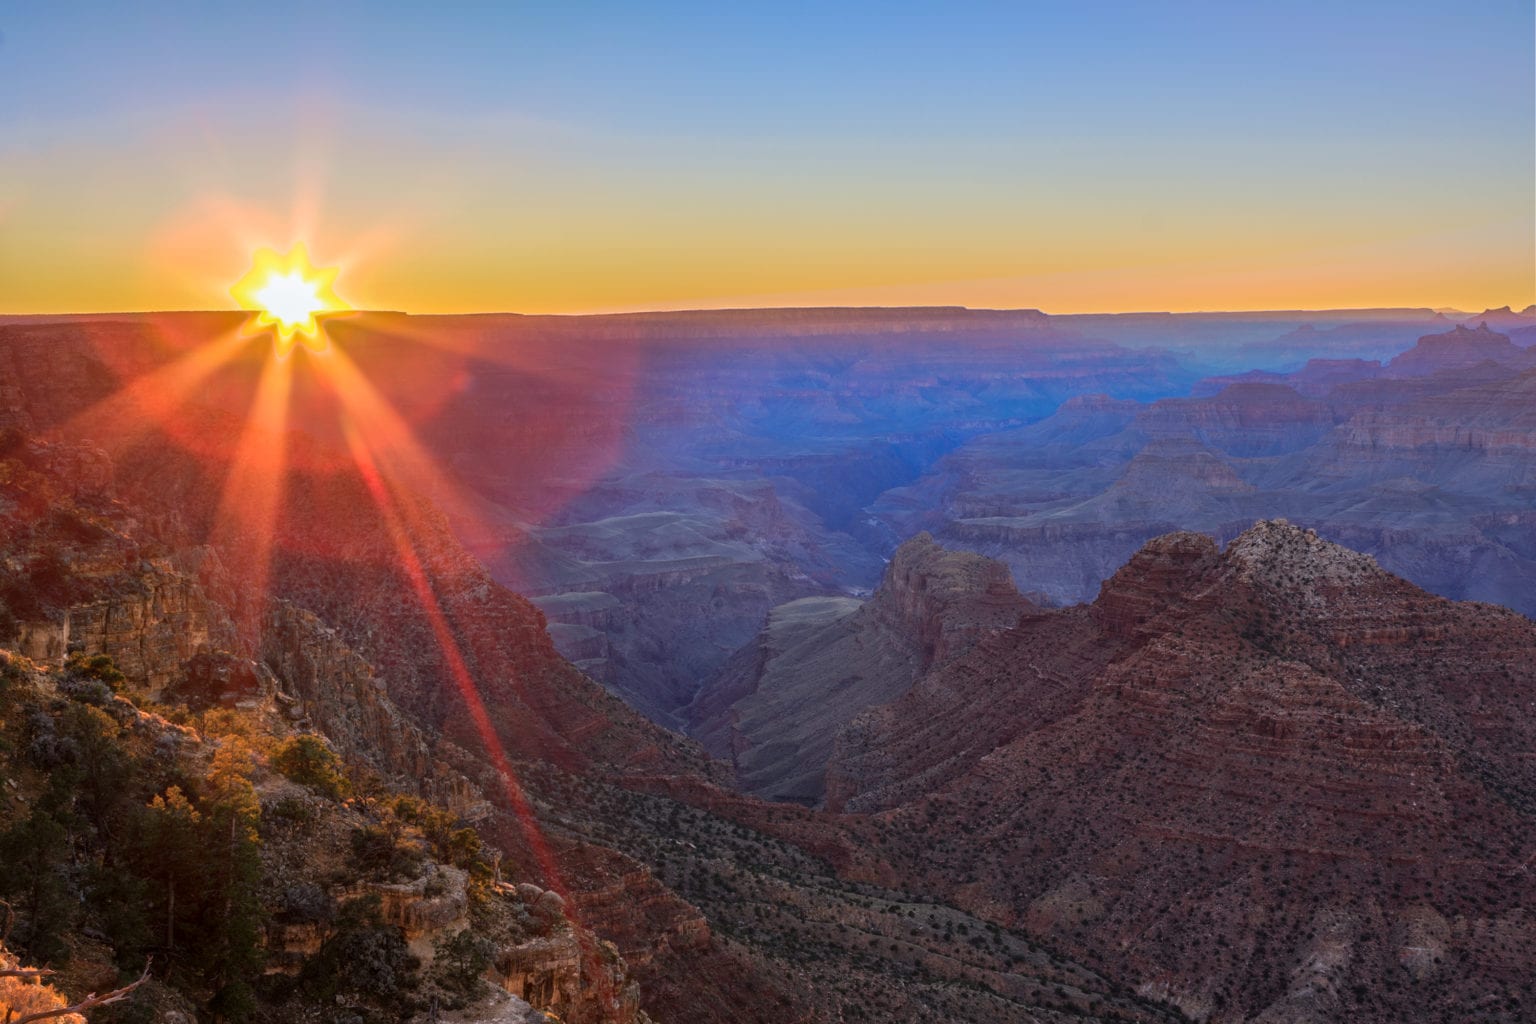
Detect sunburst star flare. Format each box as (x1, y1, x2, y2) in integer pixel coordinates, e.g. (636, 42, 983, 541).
(231, 242, 350, 355)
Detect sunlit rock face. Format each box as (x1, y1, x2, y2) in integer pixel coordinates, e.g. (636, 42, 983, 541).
(0, 444, 656, 1023)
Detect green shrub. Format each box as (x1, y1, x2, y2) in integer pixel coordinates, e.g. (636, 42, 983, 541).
(430, 928, 494, 1001)
(65, 651, 127, 689)
(267, 795, 315, 828)
(349, 824, 423, 882)
(271, 734, 349, 800)
(300, 895, 420, 1006)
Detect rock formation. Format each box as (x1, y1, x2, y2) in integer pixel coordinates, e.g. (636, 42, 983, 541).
(1386, 322, 1536, 377)
(690, 533, 1028, 803)
(824, 521, 1536, 1022)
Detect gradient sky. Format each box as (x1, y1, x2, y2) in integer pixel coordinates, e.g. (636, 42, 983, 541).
(1, 2, 1531, 314)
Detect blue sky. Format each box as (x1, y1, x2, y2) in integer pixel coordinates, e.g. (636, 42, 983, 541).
(1, 1, 1531, 312)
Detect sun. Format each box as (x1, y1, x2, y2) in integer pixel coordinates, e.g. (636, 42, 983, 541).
(231, 243, 349, 355)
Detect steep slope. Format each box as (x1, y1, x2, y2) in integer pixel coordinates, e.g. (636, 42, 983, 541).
(689, 533, 1029, 803)
(0, 430, 666, 1023)
(827, 522, 1536, 1023)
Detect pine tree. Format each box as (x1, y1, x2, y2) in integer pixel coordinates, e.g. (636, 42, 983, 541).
(203, 742, 265, 1022)
(135, 785, 204, 971)
(0, 807, 72, 964)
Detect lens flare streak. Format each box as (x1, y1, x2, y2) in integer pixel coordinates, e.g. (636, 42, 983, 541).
(338, 415, 569, 900)
(59, 325, 254, 445)
(210, 350, 294, 637)
(60, 252, 583, 935)
(310, 340, 490, 544)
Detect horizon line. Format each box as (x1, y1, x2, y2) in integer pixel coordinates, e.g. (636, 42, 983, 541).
(4, 302, 1529, 321)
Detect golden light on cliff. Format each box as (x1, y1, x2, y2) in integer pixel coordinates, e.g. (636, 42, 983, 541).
(62, 225, 576, 913)
(231, 242, 349, 354)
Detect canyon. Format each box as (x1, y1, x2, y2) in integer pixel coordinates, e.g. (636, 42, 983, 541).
(0, 312, 1197, 1023)
(341, 308, 1536, 724)
(2, 306, 1534, 1023)
(124, 303, 1525, 733)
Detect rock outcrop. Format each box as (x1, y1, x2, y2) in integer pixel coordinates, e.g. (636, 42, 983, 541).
(11, 570, 219, 690)
(825, 521, 1536, 1022)
(689, 534, 1028, 803)
(1385, 323, 1536, 377)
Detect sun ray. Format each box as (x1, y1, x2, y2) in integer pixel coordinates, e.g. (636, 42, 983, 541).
(338, 417, 571, 900)
(59, 322, 256, 453)
(307, 339, 500, 554)
(314, 313, 639, 538)
(61, 240, 589, 913)
(209, 349, 294, 639)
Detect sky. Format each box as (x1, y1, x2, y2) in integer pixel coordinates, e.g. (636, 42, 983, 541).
(0, 1, 1531, 315)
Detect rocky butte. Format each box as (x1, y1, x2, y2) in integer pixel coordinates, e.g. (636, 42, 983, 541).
(820, 522, 1536, 1022)
(690, 532, 1029, 803)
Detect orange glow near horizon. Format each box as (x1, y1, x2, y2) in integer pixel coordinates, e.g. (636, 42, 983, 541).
(2, 178, 1529, 319)
(231, 243, 349, 354)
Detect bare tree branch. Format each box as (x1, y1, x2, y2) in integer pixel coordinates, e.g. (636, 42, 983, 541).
(0, 969, 55, 980)
(9, 960, 151, 1024)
